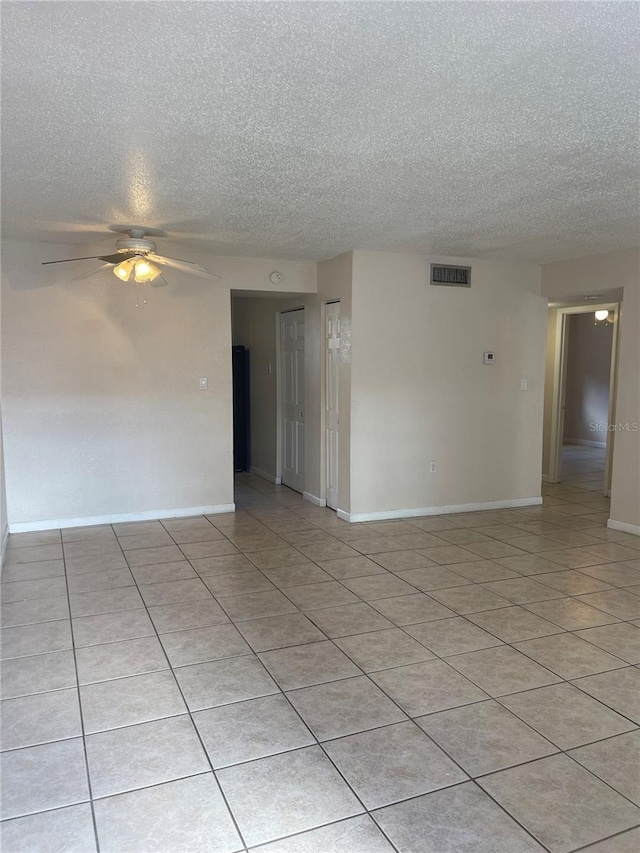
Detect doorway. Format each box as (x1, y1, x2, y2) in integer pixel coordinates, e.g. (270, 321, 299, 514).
(547, 303, 619, 495)
(279, 308, 305, 493)
(325, 301, 340, 510)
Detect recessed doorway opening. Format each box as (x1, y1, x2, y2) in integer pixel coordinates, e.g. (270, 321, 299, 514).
(544, 301, 620, 497)
(231, 293, 310, 499)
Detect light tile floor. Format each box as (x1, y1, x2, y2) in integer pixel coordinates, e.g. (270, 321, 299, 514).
(2, 459, 640, 851)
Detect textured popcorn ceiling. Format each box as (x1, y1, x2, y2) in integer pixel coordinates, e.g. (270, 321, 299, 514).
(1, 1, 639, 263)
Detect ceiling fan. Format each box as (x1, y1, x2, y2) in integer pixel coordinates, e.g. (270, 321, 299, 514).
(41, 226, 221, 286)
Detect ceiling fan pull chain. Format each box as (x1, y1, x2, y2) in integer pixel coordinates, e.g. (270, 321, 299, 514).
(135, 284, 148, 308)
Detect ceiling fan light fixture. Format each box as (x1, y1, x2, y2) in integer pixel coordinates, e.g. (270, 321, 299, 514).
(41, 226, 221, 285)
(113, 258, 135, 281)
(133, 259, 161, 283)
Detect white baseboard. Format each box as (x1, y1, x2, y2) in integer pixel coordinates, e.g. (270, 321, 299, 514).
(303, 491, 327, 507)
(250, 467, 282, 485)
(337, 496, 543, 524)
(8, 503, 237, 534)
(607, 518, 640, 537)
(564, 438, 606, 448)
(1, 525, 8, 566)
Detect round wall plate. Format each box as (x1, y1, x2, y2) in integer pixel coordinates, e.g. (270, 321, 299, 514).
(270, 271, 282, 284)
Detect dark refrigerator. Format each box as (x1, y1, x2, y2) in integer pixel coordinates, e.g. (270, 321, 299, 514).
(232, 345, 250, 472)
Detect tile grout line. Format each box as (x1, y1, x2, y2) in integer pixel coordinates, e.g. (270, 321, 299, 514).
(60, 534, 102, 853)
(569, 824, 640, 852)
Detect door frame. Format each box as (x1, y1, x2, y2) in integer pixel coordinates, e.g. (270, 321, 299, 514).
(323, 299, 341, 509)
(275, 306, 306, 489)
(548, 302, 620, 495)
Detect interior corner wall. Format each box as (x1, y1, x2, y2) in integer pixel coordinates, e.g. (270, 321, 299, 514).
(348, 250, 547, 517)
(563, 314, 612, 445)
(541, 247, 640, 533)
(1, 239, 315, 529)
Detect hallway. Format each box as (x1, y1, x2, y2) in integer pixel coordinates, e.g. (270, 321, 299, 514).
(2, 476, 640, 851)
(561, 443, 607, 491)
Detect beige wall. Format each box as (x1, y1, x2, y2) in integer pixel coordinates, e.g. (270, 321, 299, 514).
(541, 247, 640, 532)
(348, 251, 547, 517)
(1, 239, 315, 528)
(234, 250, 549, 520)
(564, 313, 612, 445)
(6, 237, 635, 533)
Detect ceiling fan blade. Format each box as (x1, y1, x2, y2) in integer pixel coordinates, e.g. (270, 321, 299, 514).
(72, 263, 114, 282)
(98, 252, 139, 264)
(147, 253, 221, 279)
(42, 256, 106, 265)
(146, 252, 201, 269)
(152, 253, 200, 264)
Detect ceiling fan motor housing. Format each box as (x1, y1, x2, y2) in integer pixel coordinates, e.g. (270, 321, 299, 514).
(115, 237, 157, 254)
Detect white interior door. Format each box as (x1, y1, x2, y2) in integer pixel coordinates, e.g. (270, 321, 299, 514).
(280, 310, 305, 493)
(325, 302, 340, 510)
(604, 304, 620, 497)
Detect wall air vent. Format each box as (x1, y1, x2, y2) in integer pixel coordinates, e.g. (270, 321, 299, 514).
(430, 264, 471, 287)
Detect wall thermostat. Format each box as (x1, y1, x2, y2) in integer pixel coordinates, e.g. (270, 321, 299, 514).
(269, 271, 282, 284)
(483, 351, 496, 364)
